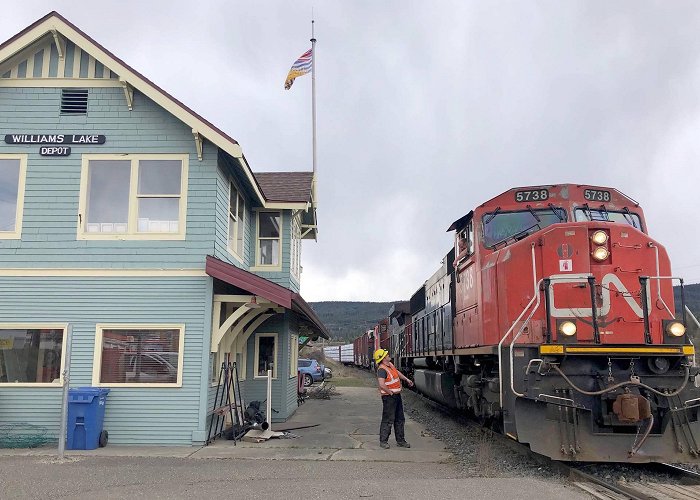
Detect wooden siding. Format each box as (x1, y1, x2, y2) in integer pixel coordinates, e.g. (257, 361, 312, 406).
(0, 276, 209, 445)
(0, 86, 219, 269)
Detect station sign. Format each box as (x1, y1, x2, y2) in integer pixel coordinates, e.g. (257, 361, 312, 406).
(4, 134, 106, 145)
(40, 146, 71, 156)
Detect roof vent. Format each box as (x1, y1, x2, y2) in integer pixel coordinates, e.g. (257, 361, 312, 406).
(60, 88, 88, 115)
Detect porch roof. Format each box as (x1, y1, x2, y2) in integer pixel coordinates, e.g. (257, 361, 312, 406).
(205, 255, 330, 339)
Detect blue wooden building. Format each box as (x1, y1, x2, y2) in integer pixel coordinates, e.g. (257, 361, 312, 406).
(0, 12, 328, 446)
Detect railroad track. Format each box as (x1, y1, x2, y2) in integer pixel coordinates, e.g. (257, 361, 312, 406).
(410, 389, 700, 499)
(569, 463, 700, 500)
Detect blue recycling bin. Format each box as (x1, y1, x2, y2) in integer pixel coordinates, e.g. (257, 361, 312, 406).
(66, 387, 110, 450)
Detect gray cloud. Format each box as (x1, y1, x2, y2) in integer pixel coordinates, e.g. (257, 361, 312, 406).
(3, 1, 700, 300)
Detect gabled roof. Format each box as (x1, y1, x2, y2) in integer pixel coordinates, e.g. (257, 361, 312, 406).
(0, 11, 266, 204)
(205, 255, 329, 339)
(254, 172, 314, 203)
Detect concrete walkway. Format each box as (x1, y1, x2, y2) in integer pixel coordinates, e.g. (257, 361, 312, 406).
(198, 385, 452, 462)
(0, 385, 591, 499)
(0, 386, 451, 463)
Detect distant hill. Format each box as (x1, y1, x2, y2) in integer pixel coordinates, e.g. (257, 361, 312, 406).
(310, 284, 700, 342)
(674, 283, 700, 318)
(309, 301, 396, 342)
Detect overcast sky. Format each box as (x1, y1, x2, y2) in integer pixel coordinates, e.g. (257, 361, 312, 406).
(3, 1, 700, 301)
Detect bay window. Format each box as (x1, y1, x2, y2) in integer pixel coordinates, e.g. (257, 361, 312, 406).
(228, 182, 245, 257)
(254, 333, 277, 378)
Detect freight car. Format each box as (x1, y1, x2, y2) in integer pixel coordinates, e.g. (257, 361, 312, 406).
(373, 184, 700, 462)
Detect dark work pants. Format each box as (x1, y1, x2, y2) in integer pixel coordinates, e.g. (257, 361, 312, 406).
(379, 393, 406, 444)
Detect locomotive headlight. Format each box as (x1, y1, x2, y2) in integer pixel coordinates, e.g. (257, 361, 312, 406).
(591, 230, 608, 245)
(558, 321, 577, 336)
(666, 321, 686, 337)
(591, 246, 610, 261)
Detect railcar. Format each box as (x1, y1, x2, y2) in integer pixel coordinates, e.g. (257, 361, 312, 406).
(353, 329, 379, 368)
(392, 184, 700, 462)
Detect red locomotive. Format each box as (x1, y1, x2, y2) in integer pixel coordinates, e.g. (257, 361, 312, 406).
(358, 184, 700, 462)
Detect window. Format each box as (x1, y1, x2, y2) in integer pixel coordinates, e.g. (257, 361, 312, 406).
(291, 214, 302, 278)
(256, 211, 281, 267)
(0, 326, 65, 386)
(80, 154, 188, 239)
(482, 207, 567, 248)
(254, 333, 277, 378)
(210, 353, 218, 385)
(290, 334, 299, 378)
(228, 182, 245, 257)
(574, 208, 643, 231)
(456, 219, 474, 259)
(0, 155, 26, 239)
(93, 325, 184, 387)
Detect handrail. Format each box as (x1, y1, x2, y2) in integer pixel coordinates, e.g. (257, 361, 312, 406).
(649, 243, 675, 318)
(498, 243, 538, 406)
(686, 306, 700, 330)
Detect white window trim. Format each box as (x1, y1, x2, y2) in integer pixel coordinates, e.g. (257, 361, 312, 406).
(226, 180, 244, 263)
(289, 334, 298, 379)
(254, 332, 278, 379)
(91, 323, 185, 388)
(0, 154, 27, 240)
(77, 154, 189, 240)
(251, 209, 283, 271)
(0, 323, 67, 387)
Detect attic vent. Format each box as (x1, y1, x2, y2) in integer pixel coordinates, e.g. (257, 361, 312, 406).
(60, 88, 88, 115)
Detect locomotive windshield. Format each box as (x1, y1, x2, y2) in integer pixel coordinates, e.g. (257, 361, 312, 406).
(573, 207, 642, 230)
(482, 207, 567, 248)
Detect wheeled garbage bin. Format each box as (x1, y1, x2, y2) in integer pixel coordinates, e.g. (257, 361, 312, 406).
(66, 387, 110, 450)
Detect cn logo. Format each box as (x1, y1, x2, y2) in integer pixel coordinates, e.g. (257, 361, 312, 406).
(547, 273, 649, 318)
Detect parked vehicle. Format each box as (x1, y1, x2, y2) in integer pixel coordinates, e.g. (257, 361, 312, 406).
(298, 358, 323, 386)
(124, 352, 178, 384)
(323, 366, 332, 379)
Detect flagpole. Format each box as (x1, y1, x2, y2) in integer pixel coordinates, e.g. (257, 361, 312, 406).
(311, 18, 317, 175)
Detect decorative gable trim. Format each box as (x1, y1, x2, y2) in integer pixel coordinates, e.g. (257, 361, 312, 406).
(0, 12, 266, 205)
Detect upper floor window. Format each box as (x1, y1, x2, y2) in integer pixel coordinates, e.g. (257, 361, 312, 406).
(256, 211, 281, 267)
(79, 154, 188, 240)
(228, 182, 245, 257)
(0, 155, 27, 239)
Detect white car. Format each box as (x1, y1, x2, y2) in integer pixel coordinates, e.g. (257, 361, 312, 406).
(124, 352, 178, 383)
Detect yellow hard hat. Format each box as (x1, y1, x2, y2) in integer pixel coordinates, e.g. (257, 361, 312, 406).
(374, 349, 389, 364)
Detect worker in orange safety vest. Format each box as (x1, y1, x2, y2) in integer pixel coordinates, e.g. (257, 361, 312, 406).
(374, 348, 413, 449)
